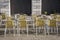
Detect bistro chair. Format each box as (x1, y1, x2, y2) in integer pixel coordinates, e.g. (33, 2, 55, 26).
(17, 15, 29, 36)
(35, 17, 46, 35)
(48, 19, 57, 35)
(56, 15, 60, 35)
(4, 17, 15, 37)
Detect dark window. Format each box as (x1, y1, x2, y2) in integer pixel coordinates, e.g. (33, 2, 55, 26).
(11, 0, 31, 15)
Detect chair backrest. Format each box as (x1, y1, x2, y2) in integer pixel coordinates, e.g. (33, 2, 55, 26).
(32, 15, 37, 19)
(19, 15, 25, 20)
(6, 17, 12, 21)
(49, 19, 56, 27)
(35, 17, 45, 27)
(56, 15, 60, 21)
(5, 17, 14, 28)
(50, 14, 58, 19)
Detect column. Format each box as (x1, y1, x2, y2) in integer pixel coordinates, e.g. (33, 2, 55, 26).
(32, 0, 42, 15)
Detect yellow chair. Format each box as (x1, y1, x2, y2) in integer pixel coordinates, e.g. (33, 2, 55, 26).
(4, 17, 15, 37)
(17, 15, 28, 36)
(35, 17, 45, 35)
(19, 15, 27, 28)
(56, 15, 60, 35)
(48, 19, 57, 35)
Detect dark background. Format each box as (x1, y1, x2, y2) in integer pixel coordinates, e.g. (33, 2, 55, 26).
(11, 0, 60, 15)
(42, 0, 60, 14)
(11, 0, 31, 15)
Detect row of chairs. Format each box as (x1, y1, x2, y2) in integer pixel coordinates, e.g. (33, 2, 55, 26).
(0, 14, 60, 37)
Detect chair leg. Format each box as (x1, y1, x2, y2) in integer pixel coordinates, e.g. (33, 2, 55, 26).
(13, 27, 15, 37)
(39, 27, 41, 33)
(9, 29, 10, 34)
(44, 27, 46, 35)
(47, 27, 50, 35)
(57, 27, 58, 35)
(54, 27, 56, 33)
(33, 22, 35, 30)
(33, 22, 35, 34)
(17, 28, 20, 37)
(51, 27, 53, 33)
(19, 28, 20, 36)
(27, 26, 28, 36)
(46, 26, 49, 35)
(36, 27, 37, 35)
(4, 28, 7, 37)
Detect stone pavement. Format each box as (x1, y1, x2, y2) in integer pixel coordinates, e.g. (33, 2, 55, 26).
(0, 34, 60, 40)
